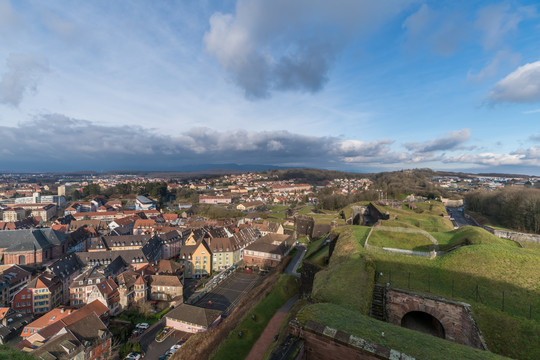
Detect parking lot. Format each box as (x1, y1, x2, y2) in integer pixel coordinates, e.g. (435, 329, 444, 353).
(137, 319, 191, 360)
(194, 271, 260, 312)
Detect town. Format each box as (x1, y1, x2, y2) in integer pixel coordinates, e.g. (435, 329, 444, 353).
(0, 168, 538, 360)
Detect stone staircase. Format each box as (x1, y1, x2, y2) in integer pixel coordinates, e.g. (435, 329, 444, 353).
(370, 284, 386, 321)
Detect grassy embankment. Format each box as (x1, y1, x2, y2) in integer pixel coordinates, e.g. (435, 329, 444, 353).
(209, 274, 299, 360)
(297, 303, 508, 360)
(317, 210, 540, 359)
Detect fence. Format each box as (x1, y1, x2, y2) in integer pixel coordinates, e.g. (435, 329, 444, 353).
(375, 269, 538, 321)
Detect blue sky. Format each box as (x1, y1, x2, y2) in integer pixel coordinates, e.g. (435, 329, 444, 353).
(1, 0, 540, 174)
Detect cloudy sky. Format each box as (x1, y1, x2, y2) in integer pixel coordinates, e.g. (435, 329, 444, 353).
(1, 0, 540, 174)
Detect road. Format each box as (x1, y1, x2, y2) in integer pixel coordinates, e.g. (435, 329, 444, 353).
(136, 318, 190, 359)
(285, 245, 306, 277)
(446, 207, 477, 228)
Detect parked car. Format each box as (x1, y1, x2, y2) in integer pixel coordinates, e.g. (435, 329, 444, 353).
(125, 353, 142, 360)
(136, 323, 149, 330)
(158, 355, 170, 360)
(169, 344, 182, 353)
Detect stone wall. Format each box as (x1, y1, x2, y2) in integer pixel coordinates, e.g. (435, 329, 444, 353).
(295, 215, 314, 238)
(386, 288, 487, 350)
(491, 229, 540, 244)
(299, 260, 322, 298)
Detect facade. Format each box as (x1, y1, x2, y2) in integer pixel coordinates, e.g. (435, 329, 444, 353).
(180, 238, 212, 278)
(199, 195, 232, 204)
(135, 195, 156, 210)
(165, 303, 221, 333)
(12, 288, 33, 314)
(0, 228, 68, 266)
(116, 270, 147, 311)
(158, 230, 183, 259)
(211, 237, 240, 271)
(148, 275, 183, 301)
(1, 265, 31, 300)
(47, 254, 85, 304)
(253, 220, 284, 236)
(243, 233, 292, 268)
(26, 273, 63, 315)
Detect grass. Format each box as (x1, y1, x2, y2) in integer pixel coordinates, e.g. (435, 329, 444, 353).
(210, 274, 299, 360)
(304, 234, 327, 258)
(0, 345, 37, 360)
(472, 304, 540, 360)
(431, 227, 519, 251)
(297, 303, 508, 360)
(312, 226, 374, 314)
(372, 201, 453, 232)
(369, 229, 435, 251)
(306, 245, 329, 267)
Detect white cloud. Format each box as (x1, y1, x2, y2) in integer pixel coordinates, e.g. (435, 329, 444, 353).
(404, 129, 470, 153)
(0, 53, 49, 107)
(488, 60, 540, 103)
(475, 4, 536, 50)
(204, 0, 414, 99)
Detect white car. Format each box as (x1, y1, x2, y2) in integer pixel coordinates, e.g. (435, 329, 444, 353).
(170, 344, 182, 353)
(136, 323, 149, 330)
(125, 353, 142, 360)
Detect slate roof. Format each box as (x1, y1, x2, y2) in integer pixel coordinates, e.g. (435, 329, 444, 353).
(0, 229, 67, 253)
(47, 254, 85, 282)
(166, 303, 221, 328)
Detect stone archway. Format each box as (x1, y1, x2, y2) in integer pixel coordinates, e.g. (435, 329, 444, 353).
(401, 311, 445, 338)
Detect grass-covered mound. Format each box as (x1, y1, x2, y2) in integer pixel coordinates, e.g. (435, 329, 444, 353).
(432, 226, 518, 250)
(369, 229, 435, 251)
(374, 201, 452, 232)
(210, 274, 299, 360)
(0, 345, 37, 360)
(298, 303, 508, 360)
(312, 226, 374, 313)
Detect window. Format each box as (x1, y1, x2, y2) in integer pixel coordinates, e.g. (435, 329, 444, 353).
(21, 295, 25, 300)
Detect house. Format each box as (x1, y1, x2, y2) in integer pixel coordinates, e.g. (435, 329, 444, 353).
(12, 288, 33, 314)
(24, 273, 63, 315)
(157, 230, 183, 259)
(69, 267, 120, 314)
(236, 201, 265, 212)
(253, 220, 284, 236)
(108, 215, 139, 233)
(133, 218, 156, 235)
(21, 307, 76, 339)
(22, 300, 109, 344)
(0, 276, 9, 306)
(199, 195, 232, 204)
(25, 311, 111, 360)
(0, 228, 68, 266)
(0, 265, 31, 300)
(179, 238, 212, 279)
(135, 195, 156, 211)
(165, 303, 221, 333)
(243, 233, 292, 268)
(47, 254, 86, 305)
(148, 275, 183, 302)
(116, 270, 147, 311)
(211, 237, 240, 271)
(0, 307, 34, 344)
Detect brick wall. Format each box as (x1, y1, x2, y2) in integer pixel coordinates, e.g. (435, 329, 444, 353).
(386, 288, 486, 350)
(243, 254, 280, 268)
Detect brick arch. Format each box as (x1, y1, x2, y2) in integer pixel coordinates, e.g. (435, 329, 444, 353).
(385, 288, 479, 346)
(401, 310, 446, 339)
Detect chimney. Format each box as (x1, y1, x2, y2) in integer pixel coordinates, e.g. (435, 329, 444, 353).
(61, 308, 65, 313)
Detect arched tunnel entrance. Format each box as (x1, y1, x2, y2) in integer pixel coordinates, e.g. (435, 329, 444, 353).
(401, 311, 446, 339)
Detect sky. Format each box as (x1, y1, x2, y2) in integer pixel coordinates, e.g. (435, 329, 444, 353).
(1, 0, 540, 175)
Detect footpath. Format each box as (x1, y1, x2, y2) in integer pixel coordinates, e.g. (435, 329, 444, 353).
(245, 295, 298, 360)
